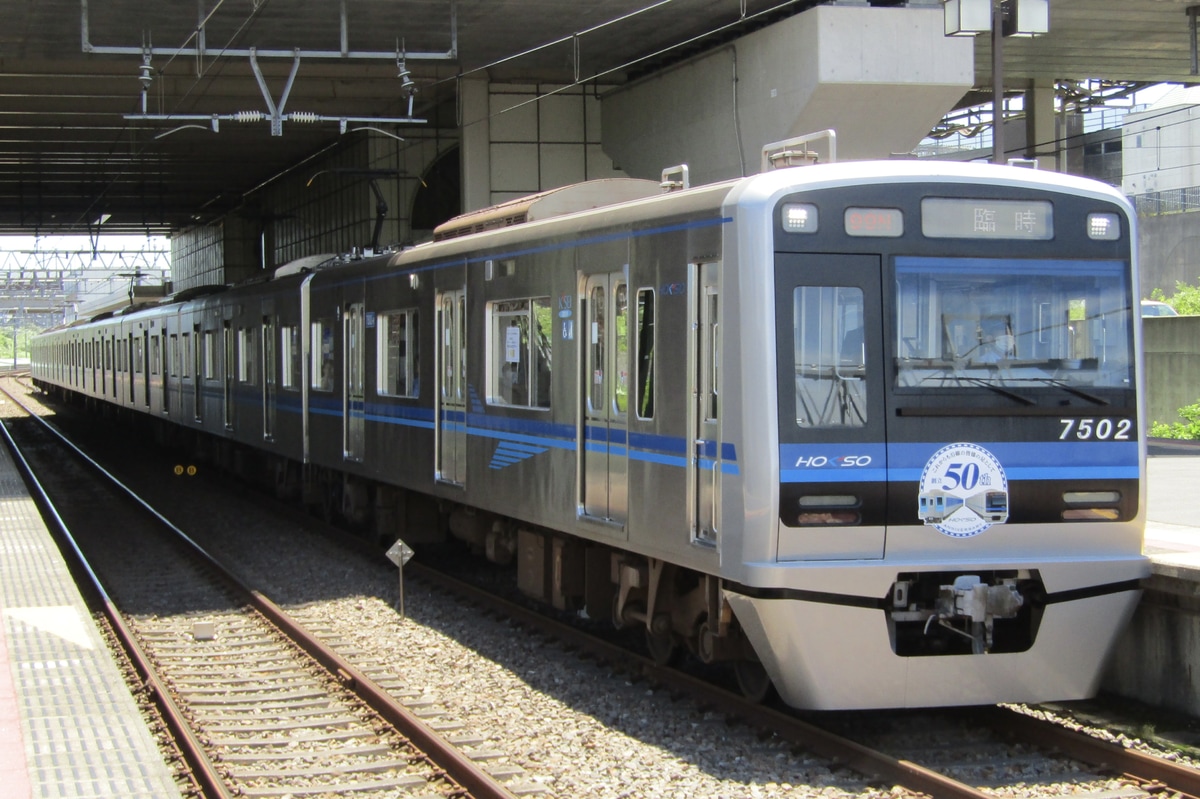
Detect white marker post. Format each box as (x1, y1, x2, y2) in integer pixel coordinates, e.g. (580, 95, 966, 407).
(385, 539, 415, 618)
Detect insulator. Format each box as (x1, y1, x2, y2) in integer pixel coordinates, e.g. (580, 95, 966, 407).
(289, 111, 320, 124)
(233, 110, 264, 123)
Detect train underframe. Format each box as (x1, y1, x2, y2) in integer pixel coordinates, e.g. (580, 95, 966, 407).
(273, 454, 769, 696)
(71, 397, 771, 698)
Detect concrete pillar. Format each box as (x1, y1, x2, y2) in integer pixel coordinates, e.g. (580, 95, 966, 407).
(459, 77, 491, 214)
(1026, 81, 1057, 171)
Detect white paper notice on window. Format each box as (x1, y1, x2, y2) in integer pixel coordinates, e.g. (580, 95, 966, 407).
(505, 326, 521, 363)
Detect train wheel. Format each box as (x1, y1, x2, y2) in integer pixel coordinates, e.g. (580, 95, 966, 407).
(734, 659, 774, 704)
(644, 627, 681, 667)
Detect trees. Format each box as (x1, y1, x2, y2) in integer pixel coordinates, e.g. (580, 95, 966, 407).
(1149, 278, 1200, 315)
(1150, 401, 1200, 439)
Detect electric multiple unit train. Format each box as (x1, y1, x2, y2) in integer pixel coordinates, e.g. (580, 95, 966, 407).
(32, 151, 1150, 710)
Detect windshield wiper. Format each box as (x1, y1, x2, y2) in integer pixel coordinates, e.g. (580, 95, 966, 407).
(954, 376, 1037, 405)
(921, 375, 1036, 405)
(1020, 378, 1109, 406)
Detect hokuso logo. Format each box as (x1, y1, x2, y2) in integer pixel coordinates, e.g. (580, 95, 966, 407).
(793, 454, 873, 468)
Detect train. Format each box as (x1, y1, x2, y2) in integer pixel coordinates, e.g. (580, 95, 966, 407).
(31, 144, 1151, 710)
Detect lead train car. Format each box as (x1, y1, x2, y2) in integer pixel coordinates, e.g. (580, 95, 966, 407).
(33, 160, 1150, 710)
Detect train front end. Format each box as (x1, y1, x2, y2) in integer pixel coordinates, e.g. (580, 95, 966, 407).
(722, 162, 1150, 710)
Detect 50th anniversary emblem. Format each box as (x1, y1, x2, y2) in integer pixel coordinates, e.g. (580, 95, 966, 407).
(917, 443, 1010, 538)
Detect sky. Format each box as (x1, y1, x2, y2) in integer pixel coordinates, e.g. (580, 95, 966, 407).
(0, 234, 170, 253)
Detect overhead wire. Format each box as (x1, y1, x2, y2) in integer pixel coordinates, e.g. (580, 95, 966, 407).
(72, 0, 273, 231)
(71, 0, 1200, 231)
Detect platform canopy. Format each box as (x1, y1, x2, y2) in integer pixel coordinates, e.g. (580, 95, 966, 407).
(1, 0, 1198, 236)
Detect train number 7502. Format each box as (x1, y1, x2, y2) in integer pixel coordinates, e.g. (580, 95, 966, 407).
(1058, 418, 1133, 441)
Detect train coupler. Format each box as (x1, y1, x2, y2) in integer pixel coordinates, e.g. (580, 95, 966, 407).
(927, 575, 1024, 654)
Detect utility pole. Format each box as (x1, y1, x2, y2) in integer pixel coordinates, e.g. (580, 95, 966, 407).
(992, 0, 1005, 164)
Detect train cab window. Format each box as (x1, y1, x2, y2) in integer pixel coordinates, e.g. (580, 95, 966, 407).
(792, 286, 867, 428)
(486, 297, 552, 409)
(238, 327, 257, 384)
(378, 309, 419, 398)
(635, 289, 655, 419)
(281, 325, 300, 390)
(893, 256, 1134, 391)
(311, 318, 336, 392)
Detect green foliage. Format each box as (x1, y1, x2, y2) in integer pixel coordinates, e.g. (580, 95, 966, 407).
(0, 328, 32, 361)
(1150, 400, 1200, 440)
(1150, 278, 1200, 315)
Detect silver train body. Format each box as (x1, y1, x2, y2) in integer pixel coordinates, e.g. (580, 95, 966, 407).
(32, 160, 1150, 710)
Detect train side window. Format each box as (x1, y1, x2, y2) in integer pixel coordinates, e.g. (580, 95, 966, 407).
(280, 325, 300, 390)
(238, 327, 257, 384)
(180, 333, 191, 378)
(486, 297, 552, 409)
(203, 331, 217, 379)
(792, 285, 867, 428)
(614, 283, 629, 416)
(311, 318, 335, 392)
(378, 309, 419, 398)
(169, 334, 179, 377)
(703, 289, 719, 421)
(635, 289, 655, 419)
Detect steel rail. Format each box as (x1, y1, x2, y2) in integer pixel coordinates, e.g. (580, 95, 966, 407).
(984, 706, 1200, 799)
(0, 383, 515, 799)
(0, 385, 230, 799)
(410, 557, 1200, 799)
(408, 562, 993, 799)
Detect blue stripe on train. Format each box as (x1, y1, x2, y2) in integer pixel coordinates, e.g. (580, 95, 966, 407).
(780, 441, 1139, 483)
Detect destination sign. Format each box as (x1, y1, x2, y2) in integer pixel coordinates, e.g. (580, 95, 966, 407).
(844, 207, 903, 238)
(922, 198, 1053, 240)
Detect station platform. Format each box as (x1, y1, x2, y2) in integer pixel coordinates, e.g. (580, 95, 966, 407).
(1144, 440, 1200, 569)
(0, 432, 183, 799)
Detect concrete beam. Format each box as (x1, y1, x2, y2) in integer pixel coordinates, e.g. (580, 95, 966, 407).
(602, 5, 974, 184)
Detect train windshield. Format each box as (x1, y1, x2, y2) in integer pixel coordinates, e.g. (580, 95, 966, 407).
(893, 256, 1134, 391)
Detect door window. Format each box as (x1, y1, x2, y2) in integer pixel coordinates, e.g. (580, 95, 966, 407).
(791, 285, 867, 428)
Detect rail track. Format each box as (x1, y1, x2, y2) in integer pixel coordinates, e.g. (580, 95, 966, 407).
(406, 560, 1200, 799)
(6, 373, 1200, 799)
(0, 379, 526, 799)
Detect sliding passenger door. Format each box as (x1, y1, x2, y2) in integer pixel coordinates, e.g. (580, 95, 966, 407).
(579, 271, 629, 527)
(223, 322, 235, 430)
(192, 324, 203, 422)
(689, 262, 720, 546)
(343, 301, 365, 461)
(436, 288, 467, 485)
(159, 330, 169, 414)
(262, 309, 277, 442)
